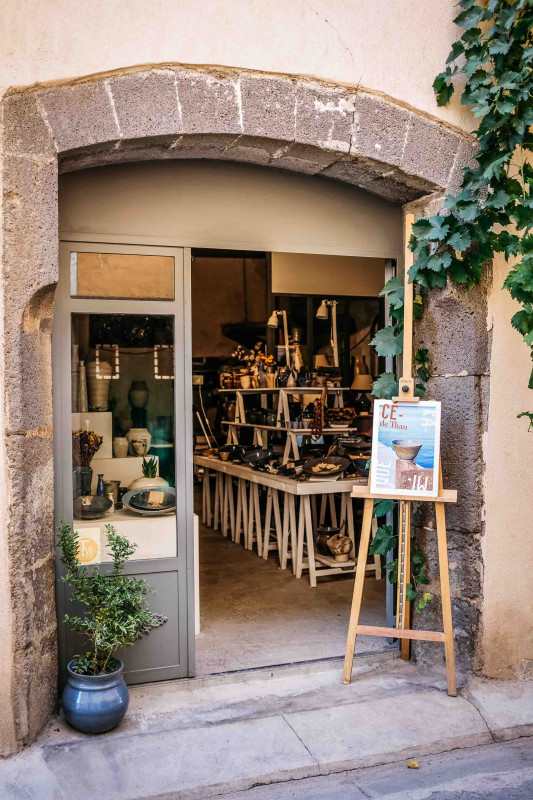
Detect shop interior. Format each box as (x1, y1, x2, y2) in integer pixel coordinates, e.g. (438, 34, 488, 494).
(68, 245, 393, 677)
(190, 249, 390, 674)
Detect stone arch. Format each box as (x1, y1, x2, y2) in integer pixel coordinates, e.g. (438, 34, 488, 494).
(0, 64, 482, 752)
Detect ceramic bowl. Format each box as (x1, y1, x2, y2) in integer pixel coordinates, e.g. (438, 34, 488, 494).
(74, 495, 113, 520)
(122, 487, 176, 516)
(303, 456, 350, 477)
(392, 439, 422, 461)
(242, 449, 275, 467)
(218, 444, 244, 461)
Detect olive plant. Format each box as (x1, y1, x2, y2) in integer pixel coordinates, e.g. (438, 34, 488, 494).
(57, 520, 165, 675)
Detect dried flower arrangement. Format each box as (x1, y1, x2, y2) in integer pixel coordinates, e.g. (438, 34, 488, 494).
(72, 429, 103, 468)
(231, 342, 275, 367)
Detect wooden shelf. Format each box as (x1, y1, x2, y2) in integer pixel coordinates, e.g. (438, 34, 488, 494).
(218, 387, 352, 393)
(222, 421, 369, 433)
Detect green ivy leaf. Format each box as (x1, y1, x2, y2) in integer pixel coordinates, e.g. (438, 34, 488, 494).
(405, 584, 418, 602)
(371, 326, 404, 357)
(454, 6, 483, 29)
(369, 525, 397, 557)
(372, 372, 398, 400)
(379, 276, 404, 309)
(373, 499, 396, 519)
(416, 593, 434, 612)
(448, 230, 472, 251)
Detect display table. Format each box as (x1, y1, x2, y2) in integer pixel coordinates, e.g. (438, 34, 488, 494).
(194, 455, 381, 587)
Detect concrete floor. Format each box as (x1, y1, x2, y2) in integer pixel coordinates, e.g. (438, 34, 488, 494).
(195, 507, 389, 676)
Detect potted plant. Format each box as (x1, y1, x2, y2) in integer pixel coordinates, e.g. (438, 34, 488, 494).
(56, 520, 165, 733)
(128, 456, 169, 491)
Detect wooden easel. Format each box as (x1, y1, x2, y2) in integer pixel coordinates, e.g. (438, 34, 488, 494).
(342, 214, 458, 697)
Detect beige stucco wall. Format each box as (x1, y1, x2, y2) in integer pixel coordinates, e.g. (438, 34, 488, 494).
(482, 253, 533, 679)
(1, 0, 470, 131)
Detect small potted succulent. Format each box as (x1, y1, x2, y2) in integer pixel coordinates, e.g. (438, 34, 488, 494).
(57, 520, 166, 733)
(128, 456, 169, 491)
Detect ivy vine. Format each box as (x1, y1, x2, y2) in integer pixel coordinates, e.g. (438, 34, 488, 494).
(369, 0, 533, 612)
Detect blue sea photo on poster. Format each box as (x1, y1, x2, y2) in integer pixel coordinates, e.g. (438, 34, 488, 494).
(370, 400, 441, 498)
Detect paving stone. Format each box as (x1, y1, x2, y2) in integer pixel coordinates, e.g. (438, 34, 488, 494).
(176, 70, 242, 135)
(352, 93, 411, 167)
(109, 70, 182, 139)
(240, 74, 296, 141)
(466, 679, 533, 740)
(402, 116, 462, 188)
(296, 82, 354, 153)
(3, 92, 56, 156)
(44, 716, 318, 800)
(285, 689, 491, 773)
(39, 81, 120, 152)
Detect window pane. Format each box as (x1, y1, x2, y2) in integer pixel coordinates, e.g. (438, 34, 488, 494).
(71, 252, 174, 300)
(71, 312, 176, 562)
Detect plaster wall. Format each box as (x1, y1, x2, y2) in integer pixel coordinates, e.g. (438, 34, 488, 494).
(1, 0, 470, 132)
(482, 254, 533, 679)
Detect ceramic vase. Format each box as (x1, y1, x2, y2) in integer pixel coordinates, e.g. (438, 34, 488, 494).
(73, 466, 93, 497)
(113, 437, 129, 458)
(126, 428, 151, 456)
(86, 360, 112, 412)
(62, 660, 129, 734)
(78, 361, 88, 413)
(128, 381, 149, 409)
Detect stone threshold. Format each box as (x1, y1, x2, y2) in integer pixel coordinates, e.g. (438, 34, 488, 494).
(1, 659, 531, 800)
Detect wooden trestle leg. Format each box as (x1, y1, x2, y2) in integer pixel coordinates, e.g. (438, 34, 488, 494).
(342, 497, 374, 684)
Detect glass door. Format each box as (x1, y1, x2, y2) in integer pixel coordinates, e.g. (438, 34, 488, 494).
(53, 242, 193, 685)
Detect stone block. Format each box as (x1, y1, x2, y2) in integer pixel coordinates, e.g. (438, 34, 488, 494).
(39, 81, 120, 153)
(175, 70, 241, 136)
(352, 93, 411, 167)
(402, 115, 462, 188)
(412, 595, 479, 675)
(221, 135, 287, 166)
(414, 274, 491, 377)
(295, 82, 354, 153)
(271, 142, 340, 174)
(169, 132, 240, 159)
(423, 375, 485, 532)
(5, 433, 54, 571)
(108, 70, 182, 139)
(3, 92, 56, 157)
(447, 135, 478, 196)
(413, 526, 482, 601)
(240, 74, 296, 142)
(321, 158, 427, 203)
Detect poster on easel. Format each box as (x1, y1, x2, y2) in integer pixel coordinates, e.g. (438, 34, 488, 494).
(370, 400, 441, 498)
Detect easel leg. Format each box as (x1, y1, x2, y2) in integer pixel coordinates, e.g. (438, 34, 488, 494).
(399, 501, 411, 661)
(436, 501, 457, 697)
(342, 498, 374, 684)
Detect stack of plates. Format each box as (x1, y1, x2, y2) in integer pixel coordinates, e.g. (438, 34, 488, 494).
(122, 487, 176, 516)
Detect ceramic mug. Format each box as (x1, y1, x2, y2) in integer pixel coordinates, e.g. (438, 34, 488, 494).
(241, 375, 251, 389)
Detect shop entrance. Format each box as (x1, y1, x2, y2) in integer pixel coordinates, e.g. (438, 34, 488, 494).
(191, 249, 391, 675)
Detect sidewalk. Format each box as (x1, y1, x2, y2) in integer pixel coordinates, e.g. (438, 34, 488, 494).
(1, 652, 532, 800)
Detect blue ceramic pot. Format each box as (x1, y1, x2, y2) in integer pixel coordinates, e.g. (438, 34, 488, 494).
(62, 659, 129, 734)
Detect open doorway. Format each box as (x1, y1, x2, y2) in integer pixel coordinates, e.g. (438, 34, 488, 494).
(191, 248, 391, 676)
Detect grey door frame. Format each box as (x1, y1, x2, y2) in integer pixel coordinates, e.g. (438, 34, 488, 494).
(53, 241, 195, 685)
